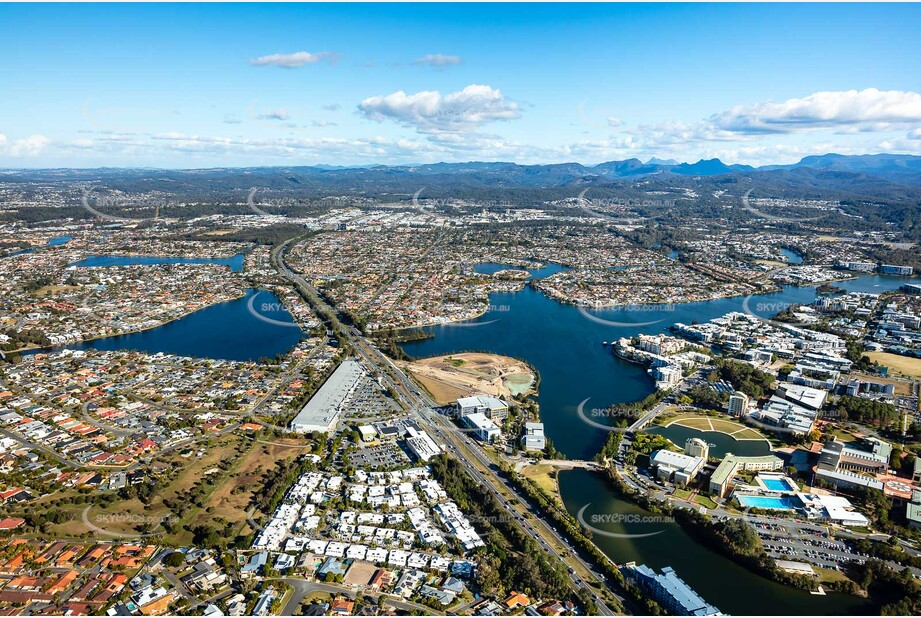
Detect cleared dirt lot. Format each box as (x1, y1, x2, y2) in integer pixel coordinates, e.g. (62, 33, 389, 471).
(401, 352, 535, 405)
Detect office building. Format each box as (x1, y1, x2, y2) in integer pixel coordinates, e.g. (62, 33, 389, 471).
(462, 412, 501, 443)
(650, 449, 705, 486)
(709, 453, 783, 498)
(521, 422, 545, 451)
(881, 264, 913, 276)
(817, 437, 890, 476)
(837, 261, 877, 273)
(684, 437, 709, 461)
(456, 395, 509, 421)
(727, 391, 749, 417)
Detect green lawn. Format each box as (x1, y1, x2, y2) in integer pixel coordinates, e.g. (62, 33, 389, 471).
(694, 495, 718, 509)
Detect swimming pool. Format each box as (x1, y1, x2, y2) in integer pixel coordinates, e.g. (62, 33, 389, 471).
(736, 495, 800, 510)
(761, 478, 797, 492)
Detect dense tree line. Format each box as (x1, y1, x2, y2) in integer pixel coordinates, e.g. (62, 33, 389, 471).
(430, 456, 572, 602)
(713, 359, 774, 399)
(686, 384, 729, 409)
(495, 463, 661, 615)
(834, 395, 900, 428)
(847, 559, 921, 615)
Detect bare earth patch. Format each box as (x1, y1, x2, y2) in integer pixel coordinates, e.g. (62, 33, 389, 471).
(400, 352, 535, 405)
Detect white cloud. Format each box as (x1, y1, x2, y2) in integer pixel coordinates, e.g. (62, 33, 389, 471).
(258, 109, 289, 121)
(601, 89, 921, 157)
(312, 120, 337, 127)
(710, 88, 921, 134)
(249, 51, 337, 68)
(358, 84, 521, 134)
(0, 134, 50, 157)
(412, 54, 462, 68)
(607, 117, 624, 128)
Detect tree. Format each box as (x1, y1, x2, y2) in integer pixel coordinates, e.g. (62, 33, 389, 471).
(164, 551, 186, 568)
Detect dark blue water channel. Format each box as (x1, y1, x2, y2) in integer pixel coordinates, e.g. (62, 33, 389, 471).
(400, 261, 912, 615)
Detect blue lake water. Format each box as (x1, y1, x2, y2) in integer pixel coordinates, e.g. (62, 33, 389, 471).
(68, 253, 245, 272)
(473, 261, 562, 278)
(646, 423, 772, 458)
(780, 247, 804, 265)
(404, 265, 917, 460)
(402, 263, 908, 614)
(53, 289, 301, 362)
(3, 235, 73, 257)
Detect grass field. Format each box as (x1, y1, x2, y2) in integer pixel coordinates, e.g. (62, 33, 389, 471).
(185, 438, 309, 535)
(867, 352, 921, 380)
(813, 566, 852, 584)
(520, 464, 560, 499)
(45, 433, 250, 542)
(408, 373, 469, 405)
(693, 494, 718, 509)
(674, 417, 714, 430)
(34, 285, 82, 297)
(667, 414, 766, 440)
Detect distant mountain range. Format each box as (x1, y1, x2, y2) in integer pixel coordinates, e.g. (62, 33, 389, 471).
(370, 153, 920, 183)
(289, 153, 920, 189)
(4, 154, 921, 200)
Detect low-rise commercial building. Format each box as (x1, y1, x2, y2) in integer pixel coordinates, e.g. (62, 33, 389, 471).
(456, 395, 509, 421)
(709, 453, 784, 498)
(405, 427, 441, 462)
(621, 564, 721, 616)
(291, 359, 364, 434)
(461, 413, 501, 443)
(521, 422, 545, 451)
(650, 450, 705, 486)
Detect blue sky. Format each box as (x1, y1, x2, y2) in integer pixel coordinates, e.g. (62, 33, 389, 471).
(1, 3, 920, 168)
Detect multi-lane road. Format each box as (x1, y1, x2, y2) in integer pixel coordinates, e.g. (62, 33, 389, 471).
(271, 238, 623, 615)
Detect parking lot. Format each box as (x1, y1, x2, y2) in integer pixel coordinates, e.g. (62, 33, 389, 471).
(350, 442, 411, 469)
(342, 375, 402, 419)
(752, 520, 921, 577)
(755, 521, 864, 571)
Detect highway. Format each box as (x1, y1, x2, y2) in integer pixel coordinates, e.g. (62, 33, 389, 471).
(270, 237, 622, 615)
